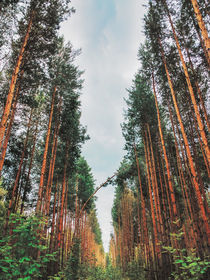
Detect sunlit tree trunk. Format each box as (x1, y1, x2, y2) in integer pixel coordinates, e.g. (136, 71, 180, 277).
(147, 124, 164, 238)
(144, 132, 160, 265)
(57, 141, 69, 248)
(44, 119, 60, 216)
(163, 1, 209, 163)
(158, 137, 173, 222)
(36, 86, 57, 213)
(152, 73, 178, 220)
(5, 108, 33, 230)
(159, 39, 210, 244)
(190, 0, 210, 59)
(20, 116, 39, 214)
(134, 143, 150, 264)
(0, 11, 34, 147)
(183, 38, 210, 132)
(0, 80, 21, 176)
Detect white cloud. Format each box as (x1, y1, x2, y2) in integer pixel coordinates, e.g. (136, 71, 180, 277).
(61, 0, 146, 252)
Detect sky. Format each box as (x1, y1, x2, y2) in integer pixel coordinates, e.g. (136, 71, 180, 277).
(61, 0, 146, 252)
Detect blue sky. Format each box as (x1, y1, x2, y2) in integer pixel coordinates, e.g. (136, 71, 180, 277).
(61, 0, 146, 252)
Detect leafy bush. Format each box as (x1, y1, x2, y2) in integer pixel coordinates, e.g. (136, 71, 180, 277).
(125, 260, 146, 280)
(64, 238, 81, 280)
(0, 213, 56, 280)
(163, 230, 210, 280)
(171, 253, 210, 280)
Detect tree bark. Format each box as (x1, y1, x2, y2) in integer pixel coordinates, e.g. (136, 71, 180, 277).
(0, 11, 34, 147)
(36, 86, 57, 213)
(159, 39, 210, 244)
(190, 0, 210, 59)
(0, 79, 21, 176)
(152, 73, 178, 220)
(5, 108, 33, 230)
(164, 1, 210, 163)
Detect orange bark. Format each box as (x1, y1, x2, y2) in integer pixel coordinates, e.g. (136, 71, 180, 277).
(169, 105, 201, 250)
(0, 12, 34, 147)
(20, 116, 39, 214)
(158, 137, 173, 222)
(0, 81, 21, 175)
(189, 102, 210, 177)
(159, 40, 210, 244)
(36, 86, 57, 213)
(44, 119, 60, 216)
(156, 150, 167, 220)
(134, 143, 149, 261)
(5, 108, 33, 230)
(164, 3, 210, 163)
(57, 141, 69, 248)
(183, 38, 210, 132)
(144, 133, 160, 259)
(147, 124, 164, 237)
(190, 0, 210, 60)
(152, 73, 178, 220)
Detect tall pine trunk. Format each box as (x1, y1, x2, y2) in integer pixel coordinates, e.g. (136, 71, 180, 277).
(0, 80, 21, 175)
(134, 143, 150, 264)
(5, 108, 33, 230)
(163, 1, 209, 163)
(20, 116, 39, 214)
(0, 12, 34, 147)
(57, 141, 69, 248)
(152, 73, 178, 220)
(190, 0, 210, 59)
(144, 132, 160, 264)
(159, 39, 210, 244)
(36, 86, 57, 213)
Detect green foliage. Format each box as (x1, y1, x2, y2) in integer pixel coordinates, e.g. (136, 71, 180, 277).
(163, 232, 210, 280)
(63, 246, 125, 280)
(75, 263, 124, 280)
(171, 253, 210, 280)
(76, 157, 95, 211)
(0, 214, 56, 280)
(125, 260, 145, 280)
(0, 181, 7, 236)
(88, 210, 103, 245)
(64, 238, 81, 280)
(48, 271, 66, 280)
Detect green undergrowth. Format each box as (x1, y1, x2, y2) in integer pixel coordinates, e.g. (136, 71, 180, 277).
(0, 214, 57, 280)
(48, 264, 127, 280)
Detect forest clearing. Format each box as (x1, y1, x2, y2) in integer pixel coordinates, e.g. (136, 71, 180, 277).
(0, 0, 209, 279)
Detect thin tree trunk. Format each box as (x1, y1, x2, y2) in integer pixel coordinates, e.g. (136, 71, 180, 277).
(0, 80, 21, 176)
(147, 124, 164, 238)
(57, 141, 69, 248)
(159, 40, 210, 244)
(183, 37, 210, 132)
(5, 108, 33, 230)
(144, 133, 160, 263)
(44, 118, 60, 216)
(188, 101, 210, 177)
(164, 1, 210, 163)
(134, 143, 150, 264)
(169, 104, 201, 252)
(158, 136, 173, 222)
(0, 11, 34, 147)
(190, 0, 210, 59)
(36, 86, 57, 213)
(152, 73, 178, 220)
(20, 116, 39, 214)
